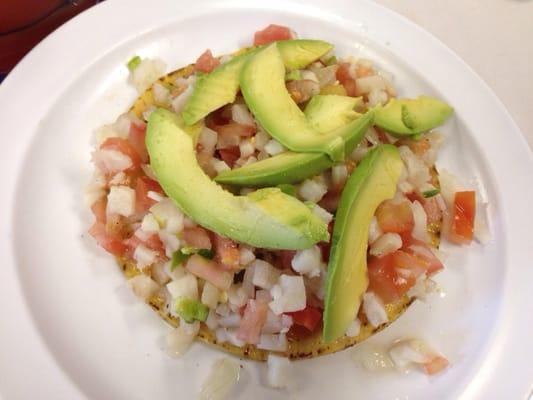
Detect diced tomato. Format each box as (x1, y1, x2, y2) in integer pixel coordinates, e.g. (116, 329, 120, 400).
(135, 175, 163, 213)
(287, 306, 322, 332)
(276, 250, 296, 269)
(237, 298, 269, 344)
(398, 136, 431, 157)
(182, 226, 212, 249)
(423, 196, 442, 225)
(287, 323, 316, 340)
(374, 126, 390, 144)
(194, 49, 220, 73)
(91, 197, 107, 224)
(423, 355, 449, 375)
(336, 63, 357, 97)
(216, 121, 256, 138)
(205, 107, 231, 130)
(218, 146, 241, 168)
(318, 191, 341, 212)
(448, 191, 476, 245)
(105, 214, 130, 239)
(89, 222, 128, 256)
(356, 65, 374, 77)
(213, 234, 241, 270)
(253, 24, 292, 46)
(407, 243, 443, 275)
(376, 200, 414, 234)
(128, 121, 148, 163)
(101, 137, 141, 170)
(185, 254, 232, 291)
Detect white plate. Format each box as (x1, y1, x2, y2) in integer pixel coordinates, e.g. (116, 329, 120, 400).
(1, 0, 532, 399)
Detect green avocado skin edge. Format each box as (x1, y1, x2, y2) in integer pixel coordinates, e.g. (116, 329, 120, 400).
(214, 111, 374, 187)
(146, 108, 328, 250)
(322, 144, 404, 342)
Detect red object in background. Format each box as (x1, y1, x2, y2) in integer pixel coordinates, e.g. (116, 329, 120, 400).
(0, 0, 101, 77)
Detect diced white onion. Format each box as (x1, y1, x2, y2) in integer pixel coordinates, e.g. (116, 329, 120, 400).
(218, 313, 241, 328)
(254, 129, 272, 151)
(228, 284, 249, 308)
(298, 178, 328, 203)
(205, 310, 219, 330)
(355, 75, 387, 95)
(92, 149, 132, 174)
(332, 164, 348, 188)
(438, 169, 464, 208)
(399, 146, 431, 189)
(368, 216, 383, 245)
(152, 82, 170, 105)
(128, 274, 159, 301)
(269, 275, 306, 315)
(239, 246, 256, 266)
(129, 58, 166, 93)
(474, 202, 491, 244)
(352, 345, 394, 372)
(239, 139, 255, 159)
(158, 230, 181, 258)
(211, 159, 231, 173)
(369, 232, 402, 257)
(264, 139, 286, 156)
(106, 185, 135, 217)
(362, 292, 388, 327)
(150, 198, 184, 234)
(202, 282, 220, 310)
(166, 273, 198, 300)
(215, 328, 245, 347)
(231, 104, 255, 126)
(198, 358, 240, 400)
(291, 245, 322, 278)
(171, 84, 194, 114)
(345, 318, 361, 337)
(141, 213, 160, 233)
(388, 339, 434, 369)
(251, 260, 280, 290)
(410, 200, 429, 243)
(367, 89, 388, 107)
(258, 333, 288, 352)
(311, 204, 333, 225)
(198, 126, 218, 156)
(242, 265, 255, 298)
(133, 244, 158, 270)
(266, 355, 291, 389)
(147, 191, 164, 202)
(301, 70, 319, 83)
(165, 321, 199, 357)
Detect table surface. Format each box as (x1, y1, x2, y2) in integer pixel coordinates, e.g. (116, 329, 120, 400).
(375, 0, 533, 150)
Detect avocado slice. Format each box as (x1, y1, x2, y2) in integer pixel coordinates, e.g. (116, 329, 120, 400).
(241, 44, 362, 161)
(146, 108, 328, 249)
(304, 95, 362, 133)
(322, 144, 403, 342)
(374, 95, 453, 135)
(214, 111, 374, 187)
(182, 40, 333, 125)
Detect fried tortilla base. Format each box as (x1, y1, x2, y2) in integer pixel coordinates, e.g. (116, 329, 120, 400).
(118, 56, 441, 361)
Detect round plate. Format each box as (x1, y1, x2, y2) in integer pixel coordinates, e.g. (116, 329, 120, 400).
(1, 0, 532, 399)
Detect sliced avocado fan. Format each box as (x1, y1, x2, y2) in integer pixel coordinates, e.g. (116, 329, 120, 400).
(240, 43, 367, 162)
(215, 109, 374, 187)
(323, 144, 404, 342)
(374, 95, 453, 135)
(182, 39, 333, 126)
(146, 108, 328, 249)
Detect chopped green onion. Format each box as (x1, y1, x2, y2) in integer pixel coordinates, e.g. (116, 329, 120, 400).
(422, 189, 440, 198)
(197, 249, 214, 259)
(127, 55, 141, 71)
(277, 183, 297, 197)
(285, 70, 302, 81)
(325, 56, 337, 66)
(171, 250, 191, 270)
(175, 297, 209, 323)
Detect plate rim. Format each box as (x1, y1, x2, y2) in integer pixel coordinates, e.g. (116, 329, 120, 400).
(0, 0, 532, 399)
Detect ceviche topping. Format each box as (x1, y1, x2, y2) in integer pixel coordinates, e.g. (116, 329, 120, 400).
(87, 24, 487, 393)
